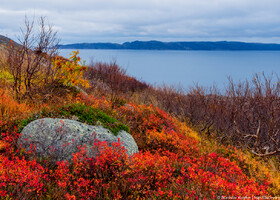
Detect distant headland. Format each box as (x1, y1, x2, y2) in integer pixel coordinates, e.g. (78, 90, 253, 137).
(59, 40, 280, 51)
(2, 35, 280, 51)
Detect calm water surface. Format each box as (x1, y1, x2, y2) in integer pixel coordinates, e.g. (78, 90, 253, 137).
(59, 49, 280, 89)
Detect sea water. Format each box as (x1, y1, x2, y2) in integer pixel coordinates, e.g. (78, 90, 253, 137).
(59, 49, 280, 90)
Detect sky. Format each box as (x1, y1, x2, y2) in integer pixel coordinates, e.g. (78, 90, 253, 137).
(1, 0, 280, 44)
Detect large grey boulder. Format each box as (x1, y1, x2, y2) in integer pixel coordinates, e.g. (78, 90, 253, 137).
(18, 118, 138, 161)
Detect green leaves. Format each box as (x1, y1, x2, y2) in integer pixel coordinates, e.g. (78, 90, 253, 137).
(58, 103, 129, 135)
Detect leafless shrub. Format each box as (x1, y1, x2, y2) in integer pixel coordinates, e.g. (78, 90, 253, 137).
(4, 16, 60, 102)
(165, 72, 280, 157)
(85, 61, 150, 107)
(83, 58, 280, 157)
(127, 72, 280, 157)
(151, 85, 187, 118)
(226, 73, 280, 156)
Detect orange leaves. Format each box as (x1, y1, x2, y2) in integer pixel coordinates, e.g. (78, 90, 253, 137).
(0, 89, 32, 122)
(188, 153, 270, 198)
(72, 94, 274, 197)
(53, 51, 89, 88)
(0, 140, 9, 152)
(53, 160, 71, 189)
(0, 92, 276, 198)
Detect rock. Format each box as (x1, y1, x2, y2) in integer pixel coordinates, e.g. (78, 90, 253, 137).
(18, 118, 138, 161)
(74, 86, 88, 96)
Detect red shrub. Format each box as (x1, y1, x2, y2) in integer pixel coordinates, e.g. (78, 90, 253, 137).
(0, 155, 47, 198)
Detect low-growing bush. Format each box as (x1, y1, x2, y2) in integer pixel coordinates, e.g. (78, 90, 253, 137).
(126, 72, 280, 158)
(17, 102, 129, 136)
(84, 61, 150, 108)
(57, 103, 129, 135)
(0, 88, 32, 125)
(85, 61, 149, 93)
(0, 88, 279, 199)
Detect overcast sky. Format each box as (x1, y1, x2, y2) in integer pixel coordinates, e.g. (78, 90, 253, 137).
(1, 0, 280, 44)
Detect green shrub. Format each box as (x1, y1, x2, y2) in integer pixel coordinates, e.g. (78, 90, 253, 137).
(17, 103, 129, 136)
(57, 103, 129, 135)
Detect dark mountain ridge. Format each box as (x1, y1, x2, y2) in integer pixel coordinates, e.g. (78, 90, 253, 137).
(60, 40, 280, 51)
(0, 35, 20, 47)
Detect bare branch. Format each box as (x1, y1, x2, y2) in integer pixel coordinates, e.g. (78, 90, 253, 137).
(251, 149, 280, 157)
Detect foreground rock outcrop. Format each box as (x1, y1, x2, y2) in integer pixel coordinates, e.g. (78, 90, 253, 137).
(18, 118, 138, 161)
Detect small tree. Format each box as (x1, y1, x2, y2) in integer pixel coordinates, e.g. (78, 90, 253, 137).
(5, 16, 60, 101)
(53, 50, 89, 88)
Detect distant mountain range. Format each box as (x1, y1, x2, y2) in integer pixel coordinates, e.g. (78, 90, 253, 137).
(60, 40, 280, 51)
(2, 35, 280, 51)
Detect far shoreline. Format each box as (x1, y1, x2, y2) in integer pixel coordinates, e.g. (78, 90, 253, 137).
(59, 40, 280, 51)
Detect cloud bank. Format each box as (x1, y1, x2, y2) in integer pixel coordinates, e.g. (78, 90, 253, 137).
(1, 0, 280, 43)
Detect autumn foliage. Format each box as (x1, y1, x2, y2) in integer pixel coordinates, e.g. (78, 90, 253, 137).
(0, 88, 32, 123)
(0, 88, 278, 199)
(53, 51, 89, 88)
(0, 37, 280, 198)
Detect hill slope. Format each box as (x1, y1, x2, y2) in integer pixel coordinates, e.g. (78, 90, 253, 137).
(0, 35, 20, 46)
(0, 35, 12, 45)
(0, 45, 280, 199)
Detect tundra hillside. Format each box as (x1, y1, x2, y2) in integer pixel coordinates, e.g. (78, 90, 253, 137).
(0, 19, 280, 199)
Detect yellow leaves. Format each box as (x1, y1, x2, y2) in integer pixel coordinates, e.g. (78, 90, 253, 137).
(0, 69, 14, 83)
(69, 50, 80, 61)
(53, 51, 89, 88)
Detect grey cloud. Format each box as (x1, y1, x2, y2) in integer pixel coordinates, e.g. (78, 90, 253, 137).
(1, 0, 280, 43)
